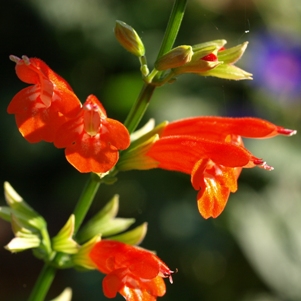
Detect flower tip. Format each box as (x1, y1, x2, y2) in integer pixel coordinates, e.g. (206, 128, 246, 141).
(253, 158, 274, 171)
(167, 268, 178, 284)
(277, 128, 297, 136)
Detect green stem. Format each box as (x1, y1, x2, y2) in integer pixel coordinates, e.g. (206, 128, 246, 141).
(123, 83, 156, 134)
(123, 0, 187, 134)
(157, 0, 187, 58)
(73, 173, 101, 235)
(27, 264, 56, 301)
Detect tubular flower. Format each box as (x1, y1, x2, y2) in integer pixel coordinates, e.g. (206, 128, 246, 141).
(54, 95, 130, 173)
(7, 55, 81, 143)
(142, 117, 296, 219)
(89, 240, 174, 301)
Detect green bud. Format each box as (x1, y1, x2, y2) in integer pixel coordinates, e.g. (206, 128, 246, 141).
(52, 215, 79, 254)
(108, 222, 148, 245)
(155, 46, 193, 71)
(173, 45, 221, 75)
(115, 20, 145, 57)
(72, 235, 101, 270)
(50, 288, 72, 301)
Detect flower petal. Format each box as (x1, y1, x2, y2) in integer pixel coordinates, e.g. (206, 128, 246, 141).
(147, 136, 255, 174)
(162, 116, 296, 139)
(8, 87, 67, 143)
(191, 159, 241, 219)
(64, 134, 119, 173)
(103, 271, 123, 298)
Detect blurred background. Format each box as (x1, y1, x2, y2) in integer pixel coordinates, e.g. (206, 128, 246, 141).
(1, 0, 301, 300)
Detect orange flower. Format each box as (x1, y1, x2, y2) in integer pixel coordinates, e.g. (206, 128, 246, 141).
(7, 55, 81, 143)
(54, 95, 130, 173)
(146, 117, 296, 218)
(89, 240, 174, 301)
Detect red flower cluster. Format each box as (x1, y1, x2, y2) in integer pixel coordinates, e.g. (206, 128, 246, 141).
(90, 240, 174, 301)
(8, 55, 130, 173)
(146, 117, 296, 218)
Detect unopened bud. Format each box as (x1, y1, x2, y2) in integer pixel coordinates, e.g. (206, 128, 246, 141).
(114, 20, 145, 57)
(155, 45, 193, 71)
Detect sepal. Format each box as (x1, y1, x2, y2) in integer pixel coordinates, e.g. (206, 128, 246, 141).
(217, 41, 249, 64)
(72, 235, 101, 270)
(5, 227, 40, 253)
(52, 215, 79, 254)
(108, 222, 147, 245)
(201, 63, 253, 80)
(49, 288, 72, 301)
(76, 195, 135, 243)
(117, 121, 168, 171)
(1, 182, 51, 255)
(3, 181, 46, 231)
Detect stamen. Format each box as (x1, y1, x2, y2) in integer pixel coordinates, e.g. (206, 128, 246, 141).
(9, 55, 21, 64)
(277, 128, 297, 136)
(21, 55, 30, 65)
(253, 158, 274, 171)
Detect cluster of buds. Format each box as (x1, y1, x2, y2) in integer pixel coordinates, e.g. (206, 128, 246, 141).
(115, 21, 252, 84)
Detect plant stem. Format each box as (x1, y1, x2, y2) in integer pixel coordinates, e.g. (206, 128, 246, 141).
(123, 83, 156, 134)
(123, 0, 188, 134)
(27, 264, 56, 301)
(73, 173, 101, 235)
(157, 0, 188, 58)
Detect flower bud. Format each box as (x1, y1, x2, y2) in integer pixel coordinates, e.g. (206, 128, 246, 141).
(155, 45, 193, 71)
(115, 20, 145, 57)
(173, 44, 221, 75)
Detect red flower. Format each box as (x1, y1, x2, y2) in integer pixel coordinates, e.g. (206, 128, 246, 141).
(146, 117, 296, 218)
(54, 95, 130, 173)
(7, 55, 81, 143)
(90, 240, 174, 301)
